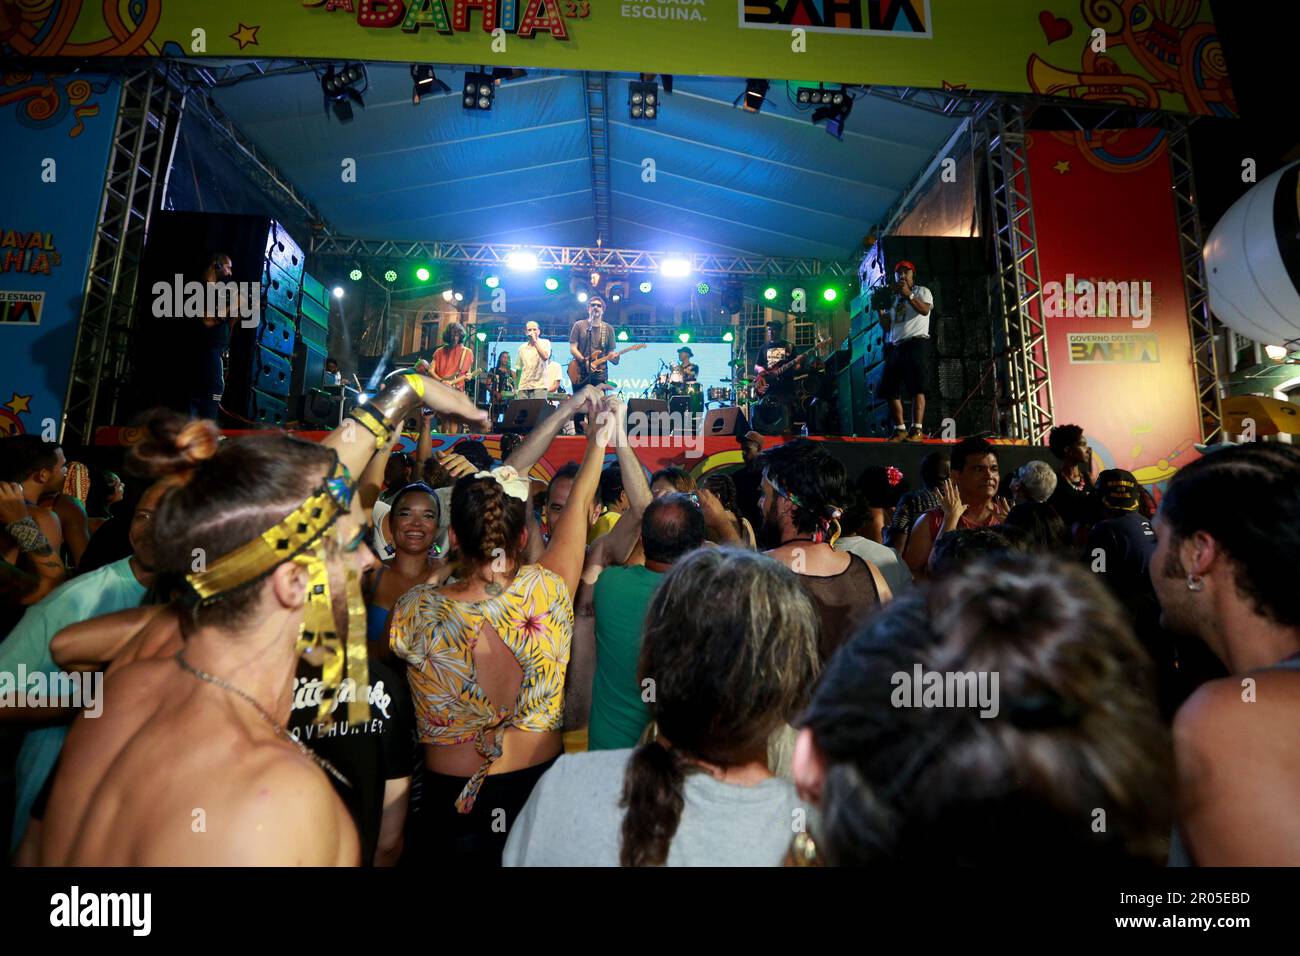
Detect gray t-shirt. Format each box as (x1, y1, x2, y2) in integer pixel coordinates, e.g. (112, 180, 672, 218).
(834, 535, 913, 597)
(502, 748, 805, 866)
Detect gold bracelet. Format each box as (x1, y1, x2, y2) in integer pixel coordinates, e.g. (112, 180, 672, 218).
(403, 373, 426, 398)
(348, 406, 391, 450)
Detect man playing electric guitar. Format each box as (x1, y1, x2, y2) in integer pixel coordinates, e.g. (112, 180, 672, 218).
(568, 295, 618, 388)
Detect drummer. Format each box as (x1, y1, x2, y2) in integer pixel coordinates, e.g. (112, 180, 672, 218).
(676, 347, 699, 382)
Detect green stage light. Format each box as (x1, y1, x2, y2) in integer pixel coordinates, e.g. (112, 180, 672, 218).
(476, 331, 487, 342)
(677, 331, 691, 344)
(384, 269, 398, 283)
(723, 331, 734, 343)
(416, 267, 431, 282)
(617, 328, 629, 342)
(696, 282, 710, 295)
(763, 286, 778, 301)
(544, 276, 560, 291)
(485, 275, 500, 289)
(349, 268, 363, 281)
(822, 287, 839, 303)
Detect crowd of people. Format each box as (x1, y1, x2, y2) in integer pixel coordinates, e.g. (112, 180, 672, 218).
(0, 377, 1297, 867)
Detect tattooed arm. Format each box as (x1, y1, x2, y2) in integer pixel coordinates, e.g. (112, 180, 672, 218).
(1, 482, 66, 601)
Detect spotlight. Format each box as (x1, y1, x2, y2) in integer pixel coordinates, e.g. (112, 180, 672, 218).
(797, 85, 847, 107)
(485, 275, 500, 289)
(822, 287, 839, 303)
(639, 280, 653, 294)
(696, 282, 710, 295)
(416, 267, 431, 282)
(1265, 344, 1289, 361)
(476, 331, 487, 342)
(611, 292, 621, 302)
(332, 286, 345, 299)
(577, 290, 589, 304)
(617, 328, 630, 341)
(411, 65, 450, 105)
(322, 63, 367, 124)
(629, 79, 659, 121)
(590, 272, 601, 286)
(506, 251, 539, 272)
(454, 291, 465, 302)
(812, 87, 853, 140)
(544, 276, 560, 291)
(384, 269, 398, 283)
(723, 331, 735, 343)
(677, 331, 692, 344)
(349, 268, 363, 281)
(463, 71, 495, 111)
(441, 290, 454, 302)
(660, 257, 692, 278)
(738, 79, 770, 113)
(763, 286, 778, 301)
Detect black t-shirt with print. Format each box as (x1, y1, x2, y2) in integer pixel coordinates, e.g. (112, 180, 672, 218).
(289, 655, 414, 866)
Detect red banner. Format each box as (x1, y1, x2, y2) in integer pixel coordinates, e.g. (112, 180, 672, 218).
(1027, 129, 1203, 491)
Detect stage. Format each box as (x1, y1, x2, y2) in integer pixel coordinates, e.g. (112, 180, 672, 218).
(91, 426, 1046, 490)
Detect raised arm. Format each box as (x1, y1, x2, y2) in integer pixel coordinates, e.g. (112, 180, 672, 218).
(1, 482, 65, 598)
(539, 401, 614, 597)
(504, 384, 607, 477)
(583, 400, 650, 578)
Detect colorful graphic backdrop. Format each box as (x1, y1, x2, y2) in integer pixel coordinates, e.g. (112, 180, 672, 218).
(4, 1, 1231, 116)
(0, 70, 120, 437)
(1028, 127, 1203, 490)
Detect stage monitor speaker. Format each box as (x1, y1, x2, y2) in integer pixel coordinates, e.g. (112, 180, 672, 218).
(499, 399, 555, 433)
(701, 406, 750, 437)
(627, 399, 669, 419)
(751, 399, 790, 436)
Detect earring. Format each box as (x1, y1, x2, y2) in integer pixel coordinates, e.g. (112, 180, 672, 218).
(1186, 574, 1204, 592)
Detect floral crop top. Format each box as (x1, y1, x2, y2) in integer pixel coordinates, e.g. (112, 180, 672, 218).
(389, 564, 573, 812)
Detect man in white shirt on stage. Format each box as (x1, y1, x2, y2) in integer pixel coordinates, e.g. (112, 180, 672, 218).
(879, 259, 934, 442)
(516, 320, 552, 400)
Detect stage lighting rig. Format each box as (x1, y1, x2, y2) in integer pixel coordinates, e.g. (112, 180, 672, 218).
(812, 86, 854, 140)
(629, 79, 659, 120)
(322, 63, 368, 123)
(411, 65, 451, 104)
(737, 79, 770, 113)
(463, 71, 495, 111)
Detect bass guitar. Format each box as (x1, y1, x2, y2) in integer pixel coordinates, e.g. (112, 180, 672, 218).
(568, 342, 646, 387)
(754, 333, 830, 397)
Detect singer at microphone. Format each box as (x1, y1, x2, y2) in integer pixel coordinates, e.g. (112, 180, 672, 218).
(516, 319, 553, 400)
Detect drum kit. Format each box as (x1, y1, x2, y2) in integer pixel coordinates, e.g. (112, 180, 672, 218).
(651, 362, 704, 415)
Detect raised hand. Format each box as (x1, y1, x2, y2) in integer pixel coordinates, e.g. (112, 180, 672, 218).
(991, 495, 1012, 522)
(436, 451, 479, 479)
(0, 480, 29, 525)
(592, 399, 619, 448)
(696, 487, 728, 531)
(411, 373, 491, 433)
(938, 477, 967, 524)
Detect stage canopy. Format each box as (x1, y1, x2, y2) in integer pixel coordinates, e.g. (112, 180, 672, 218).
(206, 66, 966, 261)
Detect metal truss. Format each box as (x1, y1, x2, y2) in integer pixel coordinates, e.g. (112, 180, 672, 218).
(583, 72, 612, 246)
(1163, 115, 1223, 443)
(864, 84, 984, 118)
(61, 67, 184, 446)
(309, 236, 857, 278)
(977, 99, 1054, 442)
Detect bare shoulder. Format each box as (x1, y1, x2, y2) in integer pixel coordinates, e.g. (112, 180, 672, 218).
(219, 750, 360, 866)
(1175, 669, 1300, 767)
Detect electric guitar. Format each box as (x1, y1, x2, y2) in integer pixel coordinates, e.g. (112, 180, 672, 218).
(754, 333, 831, 397)
(568, 343, 646, 387)
(415, 358, 475, 390)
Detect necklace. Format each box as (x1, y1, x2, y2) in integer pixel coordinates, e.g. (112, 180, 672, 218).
(175, 651, 351, 789)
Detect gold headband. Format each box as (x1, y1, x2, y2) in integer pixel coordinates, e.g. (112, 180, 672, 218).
(185, 455, 370, 725)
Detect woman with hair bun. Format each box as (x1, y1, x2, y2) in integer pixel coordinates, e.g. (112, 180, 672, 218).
(503, 547, 820, 866)
(390, 386, 617, 865)
(790, 554, 1173, 866)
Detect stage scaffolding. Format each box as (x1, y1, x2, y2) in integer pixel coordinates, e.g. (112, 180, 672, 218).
(57, 62, 1227, 444)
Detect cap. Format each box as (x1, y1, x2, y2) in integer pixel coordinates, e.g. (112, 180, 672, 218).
(677, 346, 694, 357)
(1096, 469, 1140, 511)
(894, 260, 916, 274)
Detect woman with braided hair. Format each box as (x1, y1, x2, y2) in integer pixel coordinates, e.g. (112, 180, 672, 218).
(37, 371, 487, 865)
(390, 386, 618, 865)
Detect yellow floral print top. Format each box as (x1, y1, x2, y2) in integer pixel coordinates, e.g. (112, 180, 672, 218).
(389, 564, 573, 812)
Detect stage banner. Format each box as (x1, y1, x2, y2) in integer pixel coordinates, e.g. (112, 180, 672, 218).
(4, 1, 1231, 116)
(1027, 127, 1202, 493)
(0, 71, 120, 440)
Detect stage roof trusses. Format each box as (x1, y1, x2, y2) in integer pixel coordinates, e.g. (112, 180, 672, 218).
(308, 236, 857, 280)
